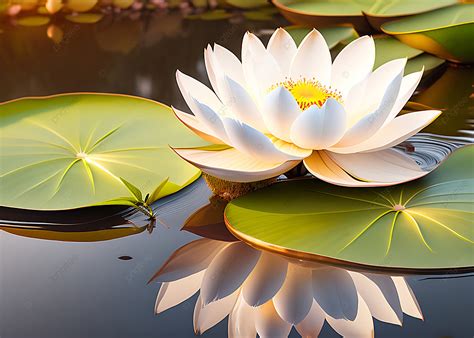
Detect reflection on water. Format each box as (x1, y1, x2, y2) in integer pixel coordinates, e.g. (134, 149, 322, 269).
(150, 237, 423, 337)
(1, 176, 474, 337)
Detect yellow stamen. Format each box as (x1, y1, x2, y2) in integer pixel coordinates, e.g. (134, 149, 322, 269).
(270, 78, 342, 110)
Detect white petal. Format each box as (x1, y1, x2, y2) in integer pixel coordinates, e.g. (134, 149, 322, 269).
(273, 263, 313, 325)
(191, 98, 230, 144)
(337, 69, 403, 147)
(255, 300, 292, 338)
(172, 107, 224, 144)
(194, 290, 239, 335)
(383, 69, 424, 126)
(223, 118, 296, 163)
(155, 270, 205, 314)
(329, 110, 441, 154)
(242, 32, 283, 98)
(218, 76, 267, 132)
(326, 148, 426, 183)
(213, 43, 246, 88)
(290, 29, 332, 85)
(173, 147, 300, 183)
(242, 252, 288, 307)
(228, 295, 257, 338)
(344, 58, 407, 121)
(331, 36, 375, 96)
(313, 267, 359, 321)
(176, 70, 223, 113)
(305, 150, 427, 187)
(201, 242, 260, 305)
(326, 293, 374, 338)
(392, 277, 423, 320)
(349, 272, 403, 325)
(262, 86, 302, 143)
(295, 300, 325, 338)
(290, 99, 347, 150)
(267, 28, 297, 75)
(149, 239, 228, 283)
(268, 135, 313, 159)
(204, 45, 220, 97)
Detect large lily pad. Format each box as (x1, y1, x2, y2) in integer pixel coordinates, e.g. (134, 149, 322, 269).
(272, 0, 457, 33)
(225, 146, 474, 273)
(0, 93, 207, 210)
(382, 4, 474, 63)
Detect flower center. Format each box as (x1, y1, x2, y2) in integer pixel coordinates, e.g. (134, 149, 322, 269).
(270, 78, 342, 110)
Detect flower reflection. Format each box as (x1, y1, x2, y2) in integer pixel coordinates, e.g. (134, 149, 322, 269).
(150, 238, 423, 337)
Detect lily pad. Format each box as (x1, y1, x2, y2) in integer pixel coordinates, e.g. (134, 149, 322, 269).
(272, 0, 372, 33)
(17, 16, 50, 27)
(373, 35, 422, 67)
(382, 4, 474, 63)
(0, 93, 207, 210)
(0, 224, 147, 242)
(225, 146, 474, 273)
(286, 25, 358, 48)
(372, 35, 445, 75)
(226, 0, 269, 9)
(65, 13, 104, 24)
(272, 0, 457, 33)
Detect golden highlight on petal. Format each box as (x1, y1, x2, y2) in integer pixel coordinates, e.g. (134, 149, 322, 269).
(269, 78, 342, 110)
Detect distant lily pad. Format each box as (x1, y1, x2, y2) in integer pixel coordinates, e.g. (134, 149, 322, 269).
(372, 35, 445, 74)
(0, 224, 147, 242)
(373, 35, 422, 67)
(0, 93, 207, 210)
(17, 16, 50, 27)
(286, 25, 358, 48)
(65, 13, 104, 24)
(382, 4, 474, 63)
(272, 0, 457, 33)
(225, 146, 474, 273)
(226, 0, 269, 9)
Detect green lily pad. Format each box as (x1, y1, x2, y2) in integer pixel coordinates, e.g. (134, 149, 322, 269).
(272, 0, 456, 33)
(0, 224, 147, 242)
(372, 35, 445, 75)
(17, 16, 50, 27)
(225, 146, 474, 273)
(65, 13, 104, 24)
(373, 35, 423, 67)
(403, 53, 445, 76)
(286, 25, 358, 48)
(226, 0, 269, 9)
(382, 4, 474, 63)
(0, 93, 207, 210)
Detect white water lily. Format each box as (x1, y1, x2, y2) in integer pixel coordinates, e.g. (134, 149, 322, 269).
(172, 28, 441, 186)
(150, 238, 423, 337)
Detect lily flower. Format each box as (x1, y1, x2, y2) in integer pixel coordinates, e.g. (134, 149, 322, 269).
(172, 28, 441, 186)
(150, 238, 423, 337)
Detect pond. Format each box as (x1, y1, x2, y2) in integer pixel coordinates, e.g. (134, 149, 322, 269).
(1, 3, 473, 338)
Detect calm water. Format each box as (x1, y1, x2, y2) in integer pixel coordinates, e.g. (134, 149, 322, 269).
(1, 10, 473, 338)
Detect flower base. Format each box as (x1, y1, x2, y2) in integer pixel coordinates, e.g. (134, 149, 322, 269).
(202, 173, 276, 201)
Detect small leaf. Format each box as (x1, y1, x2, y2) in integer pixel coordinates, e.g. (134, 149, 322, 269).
(120, 177, 143, 202)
